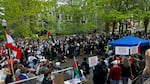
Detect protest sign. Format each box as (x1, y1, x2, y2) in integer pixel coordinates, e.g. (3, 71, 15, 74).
(115, 46, 129, 55)
(54, 73, 64, 84)
(130, 46, 138, 55)
(88, 56, 98, 67)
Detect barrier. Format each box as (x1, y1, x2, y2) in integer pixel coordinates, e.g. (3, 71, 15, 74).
(8, 67, 73, 84)
(132, 71, 143, 84)
(8, 74, 44, 84)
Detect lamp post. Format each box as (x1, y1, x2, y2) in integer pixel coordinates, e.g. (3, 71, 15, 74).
(2, 18, 7, 30)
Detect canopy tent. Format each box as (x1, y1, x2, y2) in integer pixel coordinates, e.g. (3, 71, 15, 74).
(108, 36, 149, 46)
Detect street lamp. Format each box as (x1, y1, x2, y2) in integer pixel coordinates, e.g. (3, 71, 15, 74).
(2, 19, 7, 29)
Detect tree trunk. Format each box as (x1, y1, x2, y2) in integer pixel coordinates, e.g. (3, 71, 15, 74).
(119, 24, 121, 34)
(121, 23, 124, 33)
(124, 20, 128, 32)
(29, 16, 33, 33)
(119, 22, 121, 34)
(105, 21, 110, 33)
(112, 20, 116, 35)
(144, 18, 149, 34)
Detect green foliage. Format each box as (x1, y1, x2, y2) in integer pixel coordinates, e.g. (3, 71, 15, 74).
(0, 31, 5, 40)
(1, 0, 150, 37)
(1, 0, 49, 37)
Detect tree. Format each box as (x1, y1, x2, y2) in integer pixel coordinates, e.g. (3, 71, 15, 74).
(1, 0, 49, 37)
(54, 0, 96, 34)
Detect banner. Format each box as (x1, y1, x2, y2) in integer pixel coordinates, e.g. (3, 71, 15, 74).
(88, 56, 98, 67)
(115, 46, 129, 55)
(130, 46, 138, 55)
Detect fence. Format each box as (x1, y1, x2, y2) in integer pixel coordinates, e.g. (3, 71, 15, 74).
(8, 67, 73, 84)
(8, 74, 44, 84)
(132, 71, 147, 84)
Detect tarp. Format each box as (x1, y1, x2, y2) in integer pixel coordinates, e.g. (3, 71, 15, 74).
(108, 36, 149, 46)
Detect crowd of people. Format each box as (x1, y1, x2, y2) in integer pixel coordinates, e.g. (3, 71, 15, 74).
(91, 52, 145, 84)
(0, 31, 149, 84)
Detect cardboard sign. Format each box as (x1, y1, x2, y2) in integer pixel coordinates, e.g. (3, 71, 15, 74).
(88, 56, 98, 67)
(130, 46, 138, 55)
(54, 73, 64, 84)
(115, 46, 129, 55)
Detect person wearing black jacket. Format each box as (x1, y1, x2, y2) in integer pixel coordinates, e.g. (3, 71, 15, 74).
(80, 57, 90, 78)
(93, 60, 108, 84)
(5, 74, 14, 84)
(41, 71, 52, 84)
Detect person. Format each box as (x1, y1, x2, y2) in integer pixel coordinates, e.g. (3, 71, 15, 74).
(93, 60, 108, 84)
(120, 57, 131, 84)
(17, 67, 28, 80)
(41, 71, 53, 84)
(130, 57, 140, 79)
(80, 57, 90, 78)
(138, 56, 145, 71)
(143, 49, 150, 82)
(109, 60, 122, 84)
(5, 74, 14, 84)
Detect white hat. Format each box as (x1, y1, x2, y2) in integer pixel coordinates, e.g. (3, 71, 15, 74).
(112, 60, 118, 65)
(55, 62, 61, 66)
(77, 43, 80, 46)
(40, 57, 47, 62)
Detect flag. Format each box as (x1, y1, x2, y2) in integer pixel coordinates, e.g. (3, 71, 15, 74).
(137, 42, 141, 54)
(47, 32, 54, 42)
(5, 31, 22, 59)
(72, 57, 79, 77)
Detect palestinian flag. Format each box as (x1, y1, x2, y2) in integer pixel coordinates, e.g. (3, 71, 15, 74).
(5, 31, 22, 59)
(47, 32, 54, 43)
(72, 57, 79, 77)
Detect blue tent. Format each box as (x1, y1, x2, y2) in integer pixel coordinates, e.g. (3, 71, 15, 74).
(108, 36, 150, 46)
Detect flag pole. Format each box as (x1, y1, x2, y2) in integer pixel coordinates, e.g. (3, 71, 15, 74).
(5, 30, 16, 80)
(8, 48, 16, 80)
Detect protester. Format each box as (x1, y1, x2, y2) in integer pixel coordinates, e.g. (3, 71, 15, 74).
(109, 60, 122, 84)
(93, 60, 108, 84)
(0, 32, 149, 84)
(130, 57, 140, 79)
(80, 57, 90, 78)
(120, 57, 131, 84)
(17, 67, 28, 80)
(41, 70, 53, 84)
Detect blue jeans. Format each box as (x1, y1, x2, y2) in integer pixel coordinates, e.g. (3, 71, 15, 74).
(122, 77, 129, 84)
(111, 80, 119, 84)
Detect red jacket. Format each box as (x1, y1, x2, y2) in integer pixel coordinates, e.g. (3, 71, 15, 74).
(109, 65, 122, 80)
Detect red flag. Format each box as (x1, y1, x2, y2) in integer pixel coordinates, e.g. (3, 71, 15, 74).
(137, 42, 141, 54)
(138, 46, 140, 54)
(5, 31, 22, 59)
